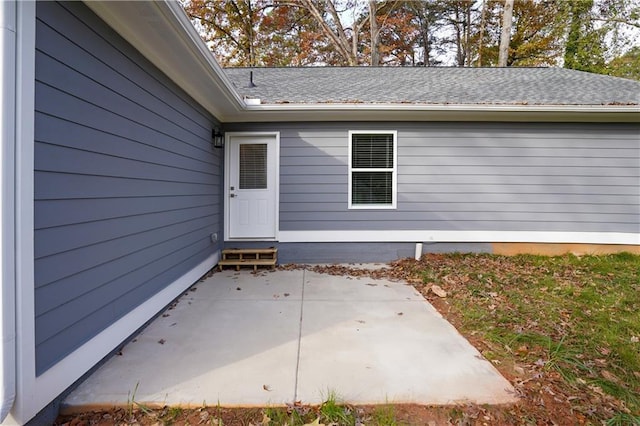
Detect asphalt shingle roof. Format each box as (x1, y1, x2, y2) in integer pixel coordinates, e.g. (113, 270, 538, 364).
(223, 67, 640, 106)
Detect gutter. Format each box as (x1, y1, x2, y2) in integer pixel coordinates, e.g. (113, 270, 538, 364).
(236, 102, 640, 123)
(245, 103, 640, 113)
(0, 0, 17, 421)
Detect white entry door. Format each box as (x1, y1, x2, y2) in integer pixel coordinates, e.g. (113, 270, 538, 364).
(226, 133, 279, 239)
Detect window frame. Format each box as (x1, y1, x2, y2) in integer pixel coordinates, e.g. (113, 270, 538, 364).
(348, 130, 398, 210)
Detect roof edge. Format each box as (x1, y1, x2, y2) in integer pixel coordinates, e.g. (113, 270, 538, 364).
(228, 103, 640, 123)
(84, 0, 246, 121)
(161, 1, 245, 107)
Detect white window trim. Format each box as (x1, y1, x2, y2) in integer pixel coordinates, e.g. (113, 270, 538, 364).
(348, 130, 397, 210)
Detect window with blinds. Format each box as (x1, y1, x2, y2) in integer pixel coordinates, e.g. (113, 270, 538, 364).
(239, 143, 267, 189)
(349, 132, 397, 208)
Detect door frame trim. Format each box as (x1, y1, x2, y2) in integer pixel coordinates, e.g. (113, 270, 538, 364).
(224, 132, 280, 241)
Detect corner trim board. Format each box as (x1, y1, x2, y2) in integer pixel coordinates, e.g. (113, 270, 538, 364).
(9, 1, 36, 423)
(0, 0, 18, 421)
(277, 230, 639, 245)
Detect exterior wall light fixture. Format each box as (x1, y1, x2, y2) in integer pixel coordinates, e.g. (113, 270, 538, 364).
(212, 127, 225, 148)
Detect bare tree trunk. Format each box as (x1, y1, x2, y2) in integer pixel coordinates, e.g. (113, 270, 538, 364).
(477, 0, 487, 66)
(298, 0, 357, 65)
(352, 24, 358, 63)
(246, 0, 255, 66)
(498, 0, 514, 67)
(369, 0, 379, 66)
(454, 6, 464, 66)
(465, 4, 471, 67)
(422, 19, 430, 66)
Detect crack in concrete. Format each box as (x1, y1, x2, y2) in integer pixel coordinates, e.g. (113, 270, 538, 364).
(292, 268, 305, 403)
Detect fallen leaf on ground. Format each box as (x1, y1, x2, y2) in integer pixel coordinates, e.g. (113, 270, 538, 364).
(430, 284, 447, 298)
(600, 370, 619, 383)
(598, 347, 611, 356)
(588, 384, 605, 396)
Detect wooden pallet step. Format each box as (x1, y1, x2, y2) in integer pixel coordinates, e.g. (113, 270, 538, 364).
(223, 248, 277, 255)
(218, 258, 277, 271)
(221, 248, 277, 263)
(218, 259, 276, 266)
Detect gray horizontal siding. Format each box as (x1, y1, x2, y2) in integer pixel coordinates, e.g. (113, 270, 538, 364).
(226, 122, 640, 234)
(34, 2, 221, 375)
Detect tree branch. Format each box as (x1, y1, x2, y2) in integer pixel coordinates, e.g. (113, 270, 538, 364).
(188, 13, 242, 50)
(295, 0, 356, 64)
(592, 17, 640, 29)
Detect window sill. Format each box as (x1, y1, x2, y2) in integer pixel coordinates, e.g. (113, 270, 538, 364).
(348, 205, 397, 210)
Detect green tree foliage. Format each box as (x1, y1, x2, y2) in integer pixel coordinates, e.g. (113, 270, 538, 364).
(509, 0, 563, 66)
(606, 46, 640, 80)
(563, 0, 607, 73)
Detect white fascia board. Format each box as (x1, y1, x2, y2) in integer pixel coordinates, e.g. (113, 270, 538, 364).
(230, 103, 640, 123)
(278, 230, 640, 245)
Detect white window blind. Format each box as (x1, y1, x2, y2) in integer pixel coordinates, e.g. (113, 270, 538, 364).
(349, 132, 396, 208)
(239, 143, 267, 189)
(352, 134, 394, 169)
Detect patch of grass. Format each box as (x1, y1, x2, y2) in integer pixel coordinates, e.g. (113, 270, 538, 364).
(319, 390, 356, 425)
(125, 382, 154, 422)
(447, 406, 465, 423)
(213, 400, 224, 426)
(371, 403, 398, 425)
(263, 405, 305, 425)
(606, 412, 640, 426)
(160, 406, 183, 424)
(410, 252, 640, 423)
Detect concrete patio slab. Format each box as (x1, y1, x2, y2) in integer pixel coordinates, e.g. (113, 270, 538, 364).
(63, 267, 516, 412)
